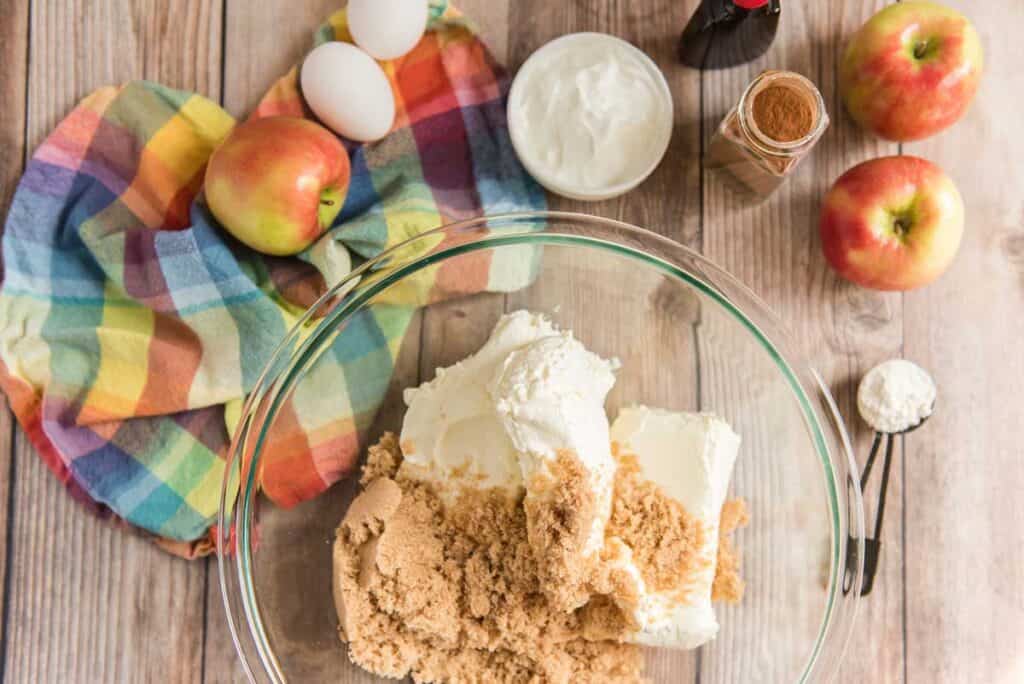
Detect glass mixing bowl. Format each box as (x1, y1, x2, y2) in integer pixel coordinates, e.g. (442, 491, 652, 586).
(219, 211, 864, 683)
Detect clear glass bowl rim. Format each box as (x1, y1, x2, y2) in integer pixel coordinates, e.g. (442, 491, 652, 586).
(218, 210, 865, 683)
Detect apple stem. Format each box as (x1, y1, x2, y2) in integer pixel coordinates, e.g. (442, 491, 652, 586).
(321, 199, 335, 207)
(913, 39, 931, 60)
(894, 217, 911, 237)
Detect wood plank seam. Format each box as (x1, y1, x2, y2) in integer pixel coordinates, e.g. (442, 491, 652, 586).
(0, 423, 17, 684)
(901, 432, 909, 684)
(695, 24, 706, 684)
(0, 0, 32, 676)
(899, 137, 908, 684)
(200, 2, 230, 680)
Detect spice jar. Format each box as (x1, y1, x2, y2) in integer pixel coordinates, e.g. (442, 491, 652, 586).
(705, 70, 827, 198)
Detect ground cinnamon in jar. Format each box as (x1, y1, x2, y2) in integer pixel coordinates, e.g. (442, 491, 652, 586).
(705, 70, 827, 199)
(751, 85, 814, 142)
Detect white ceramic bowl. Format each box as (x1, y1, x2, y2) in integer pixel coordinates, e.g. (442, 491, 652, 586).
(507, 33, 674, 201)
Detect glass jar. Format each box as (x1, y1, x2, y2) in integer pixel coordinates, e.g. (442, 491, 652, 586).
(705, 70, 828, 199)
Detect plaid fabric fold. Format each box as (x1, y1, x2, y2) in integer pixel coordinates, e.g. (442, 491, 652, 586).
(0, 1, 544, 556)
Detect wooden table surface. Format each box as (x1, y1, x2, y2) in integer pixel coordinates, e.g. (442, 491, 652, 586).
(1, 1, 1021, 682)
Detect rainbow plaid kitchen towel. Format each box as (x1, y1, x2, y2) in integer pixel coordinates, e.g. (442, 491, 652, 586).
(0, 2, 544, 557)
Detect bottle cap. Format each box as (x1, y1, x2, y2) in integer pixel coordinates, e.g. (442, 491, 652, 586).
(733, 0, 769, 8)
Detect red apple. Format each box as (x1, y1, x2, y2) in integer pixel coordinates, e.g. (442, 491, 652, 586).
(840, 1, 983, 142)
(205, 116, 350, 256)
(820, 156, 963, 291)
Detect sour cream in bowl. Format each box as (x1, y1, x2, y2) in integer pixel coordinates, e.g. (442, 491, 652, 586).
(508, 33, 674, 201)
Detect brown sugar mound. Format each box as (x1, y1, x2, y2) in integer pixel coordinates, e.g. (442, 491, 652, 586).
(523, 449, 600, 612)
(712, 498, 750, 603)
(607, 453, 708, 600)
(333, 434, 645, 684)
(333, 434, 749, 683)
(360, 431, 401, 484)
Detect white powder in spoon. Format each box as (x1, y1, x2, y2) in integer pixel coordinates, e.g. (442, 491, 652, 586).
(857, 360, 936, 434)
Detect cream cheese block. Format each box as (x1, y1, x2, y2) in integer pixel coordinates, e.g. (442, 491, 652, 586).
(399, 311, 618, 554)
(397, 311, 558, 494)
(610, 406, 741, 649)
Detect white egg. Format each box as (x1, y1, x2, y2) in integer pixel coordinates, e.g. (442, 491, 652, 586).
(300, 41, 395, 142)
(348, 0, 429, 60)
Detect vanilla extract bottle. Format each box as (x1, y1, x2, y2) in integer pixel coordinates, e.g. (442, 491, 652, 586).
(679, 0, 782, 70)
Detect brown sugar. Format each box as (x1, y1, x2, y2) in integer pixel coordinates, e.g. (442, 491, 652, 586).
(751, 84, 814, 143)
(607, 453, 708, 600)
(360, 431, 402, 484)
(523, 449, 600, 612)
(333, 435, 644, 683)
(333, 434, 748, 683)
(712, 498, 750, 603)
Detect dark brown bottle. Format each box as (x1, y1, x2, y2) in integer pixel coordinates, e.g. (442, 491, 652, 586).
(678, 0, 781, 70)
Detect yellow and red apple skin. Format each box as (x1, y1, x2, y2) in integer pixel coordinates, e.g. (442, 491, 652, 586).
(840, 1, 983, 142)
(205, 116, 351, 256)
(820, 156, 963, 291)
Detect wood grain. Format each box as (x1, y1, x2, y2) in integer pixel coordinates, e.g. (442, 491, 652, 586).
(0, 0, 29, 230)
(26, 0, 222, 141)
(221, 0, 339, 117)
(903, 2, 1024, 682)
(1, 1, 1021, 683)
(4, 452, 208, 683)
(2, 2, 222, 683)
(699, 1, 904, 682)
(0, 0, 29, 668)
